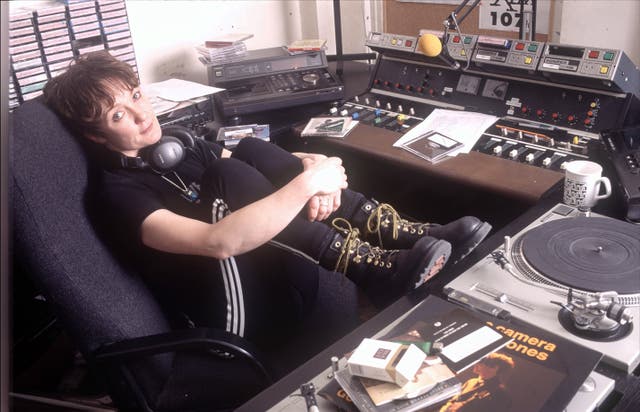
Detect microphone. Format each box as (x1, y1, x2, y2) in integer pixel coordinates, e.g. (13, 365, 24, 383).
(418, 33, 461, 70)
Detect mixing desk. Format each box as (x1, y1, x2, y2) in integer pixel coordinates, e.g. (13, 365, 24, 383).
(320, 32, 639, 175)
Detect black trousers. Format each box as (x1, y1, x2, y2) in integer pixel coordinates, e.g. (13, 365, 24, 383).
(177, 138, 367, 344)
(203, 137, 368, 261)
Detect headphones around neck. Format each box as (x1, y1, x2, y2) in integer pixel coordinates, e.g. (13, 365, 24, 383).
(120, 125, 196, 172)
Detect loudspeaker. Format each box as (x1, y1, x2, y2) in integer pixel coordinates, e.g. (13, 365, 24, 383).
(121, 125, 195, 172)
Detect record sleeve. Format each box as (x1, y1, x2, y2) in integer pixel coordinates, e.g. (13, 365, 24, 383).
(399, 130, 463, 163)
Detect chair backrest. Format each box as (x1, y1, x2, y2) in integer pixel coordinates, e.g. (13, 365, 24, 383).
(10, 99, 173, 404)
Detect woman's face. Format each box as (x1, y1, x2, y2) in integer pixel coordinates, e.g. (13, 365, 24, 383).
(88, 84, 161, 157)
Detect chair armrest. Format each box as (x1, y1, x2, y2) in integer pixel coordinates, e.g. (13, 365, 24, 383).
(92, 327, 272, 383)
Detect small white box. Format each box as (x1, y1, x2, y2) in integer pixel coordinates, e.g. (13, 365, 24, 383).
(347, 338, 427, 386)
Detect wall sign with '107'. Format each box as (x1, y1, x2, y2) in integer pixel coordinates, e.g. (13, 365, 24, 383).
(479, 0, 550, 34)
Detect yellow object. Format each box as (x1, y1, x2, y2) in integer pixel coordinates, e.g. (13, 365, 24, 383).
(418, 33, 442, 57)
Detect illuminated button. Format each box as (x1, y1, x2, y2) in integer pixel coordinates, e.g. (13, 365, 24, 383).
(584, 118, 592, 126)
(340, 109, 349, 116)
(391, 38, 397, 45)
(405, 40, 413, 47)
(604, 51, 615, 60)
(453, 35, 461, 43)
(460, 49, 466, 56)
(515, 42, 525, 51)
(536, 109, 544, 117)
(590, 101, 598, 108)
(552, 112, 560, 120)
(397, 114, 406, 123)
(352, 112, 359, 120)
(587, 110, 594, 117)
(567, 115, 576, 123)
(588, 50, 600, 59)
(600, 65, 609, 74)
(329, 107, 338, 114)
(528, 44, 538, 52)
(573, 136, 580, 144)
(463, 36, 472, 44)
(524, 56, 533, 65)
(521, 106, 529, 114)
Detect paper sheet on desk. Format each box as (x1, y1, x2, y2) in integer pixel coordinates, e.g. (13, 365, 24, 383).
(145, 78, 224, 102)
(143, 78, 225, 116)
(393, 108, 498, 157)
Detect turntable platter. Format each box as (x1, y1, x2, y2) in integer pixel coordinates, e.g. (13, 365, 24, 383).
(521, 217, 640, 293)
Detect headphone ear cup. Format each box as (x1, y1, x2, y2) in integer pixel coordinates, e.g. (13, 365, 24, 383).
(161, 125, 195, 148)
(146, 136, 186, 172)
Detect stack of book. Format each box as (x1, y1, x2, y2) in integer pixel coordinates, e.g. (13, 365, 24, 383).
(319, 295, 603, 412)
(196, 33, 252, 65)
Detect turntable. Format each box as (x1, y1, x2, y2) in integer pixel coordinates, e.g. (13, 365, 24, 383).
(445, 203, 640, 373)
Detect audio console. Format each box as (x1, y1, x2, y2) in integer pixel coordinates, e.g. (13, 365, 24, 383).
(321, 32, 639, 174)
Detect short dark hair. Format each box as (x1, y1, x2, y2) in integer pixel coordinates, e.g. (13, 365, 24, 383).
(43, 51, 140, 137)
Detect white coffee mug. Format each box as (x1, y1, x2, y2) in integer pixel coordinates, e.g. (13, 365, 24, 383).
(563, 160, 612, 209)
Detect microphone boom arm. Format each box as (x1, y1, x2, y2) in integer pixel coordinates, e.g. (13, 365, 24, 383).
(445, 0, 482, 30)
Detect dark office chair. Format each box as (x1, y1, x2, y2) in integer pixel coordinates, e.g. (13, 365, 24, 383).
(10, 99, 360, 411)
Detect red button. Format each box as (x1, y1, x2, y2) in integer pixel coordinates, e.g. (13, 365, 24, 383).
(588, 50, 599, 59)
(453, 35, 461, 43)
(516, 43, 525, 50)
(405, 40, 413, 47)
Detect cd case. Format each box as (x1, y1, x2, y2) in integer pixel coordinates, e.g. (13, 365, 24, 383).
(301, 117, 359, 138)
(400, 131, 463, 163)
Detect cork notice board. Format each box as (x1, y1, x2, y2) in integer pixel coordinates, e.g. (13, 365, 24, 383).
(383, 0, 550, 42)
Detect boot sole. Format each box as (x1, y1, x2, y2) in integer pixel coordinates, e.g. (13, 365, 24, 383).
(412, 239, 451, 289)
(451, 221, 492, 264)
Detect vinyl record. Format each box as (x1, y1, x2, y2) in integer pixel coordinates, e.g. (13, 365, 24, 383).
(521, 217, 640, 293)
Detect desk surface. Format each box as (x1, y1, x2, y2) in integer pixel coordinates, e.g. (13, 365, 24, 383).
(238, 197, 640, 412)
(234, 61, 639, 412)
